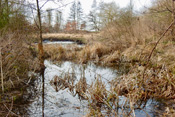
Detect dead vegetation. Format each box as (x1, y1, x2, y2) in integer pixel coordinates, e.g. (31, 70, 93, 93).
(48, 59, 175, 116)
(0, 32, 39, 116)
(43, 1, 175, 116)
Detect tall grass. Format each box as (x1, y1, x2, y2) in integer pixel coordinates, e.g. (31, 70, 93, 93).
(0, 32, 39, 94)
(41, 1, 175, 116)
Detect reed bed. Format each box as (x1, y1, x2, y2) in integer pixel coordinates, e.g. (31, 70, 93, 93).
(0, 32, 39, 116)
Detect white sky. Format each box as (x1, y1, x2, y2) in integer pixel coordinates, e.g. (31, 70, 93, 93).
(29, 0, 154, 24)
(41, 0, 153, 20)
(41, 0, 153, 12)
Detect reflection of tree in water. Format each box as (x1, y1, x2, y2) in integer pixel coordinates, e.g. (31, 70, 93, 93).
(15, 61, 172, 116)
(49, 62, 172, 116)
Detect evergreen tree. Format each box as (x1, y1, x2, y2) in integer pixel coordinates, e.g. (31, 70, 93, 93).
(69, 1, 76, 30)
(68, 0, 84, 31)
(69, 1, 76, 22)
(77, 1, 84, 30)
(91, 0, 97, 9)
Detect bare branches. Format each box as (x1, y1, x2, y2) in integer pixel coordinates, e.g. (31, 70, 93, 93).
(40, 0, 50, 10)
(147, 0, 175, 62)
(147, 21, 174, 62)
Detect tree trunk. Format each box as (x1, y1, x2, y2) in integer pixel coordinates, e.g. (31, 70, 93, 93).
(36, 0, 45, 117)
(36, 0, 44, 66)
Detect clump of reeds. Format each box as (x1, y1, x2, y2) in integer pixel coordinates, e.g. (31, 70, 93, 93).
(86, 77, 109, 116)
(78, 42, 111, 64)
(44, 44, 83, 62)
(50, 67, 122, 116)
(44, 45, 66, 60)
(110, 63, 175, 115)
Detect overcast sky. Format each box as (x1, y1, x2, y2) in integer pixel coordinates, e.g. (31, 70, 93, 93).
(30, 0, 154, 24)
(41, 0, 153, 12)
(40, 0, 153, 15)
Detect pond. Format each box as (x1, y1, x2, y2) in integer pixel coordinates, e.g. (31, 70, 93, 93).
(26, 60, 117, 117)
(43, 38, 84, 45)
(43, 40, 75, 44)
(42, 39, 84, 48)
(23, 60, 166, 117)
(19, 40, 168, 117)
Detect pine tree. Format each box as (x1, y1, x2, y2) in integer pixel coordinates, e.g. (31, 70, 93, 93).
(91, 0, 97, 9)
(68, 0, 84, 31)
(69, 1, 76, 30)
(77, 1, 83, 30)
(69, 1, 76, 22)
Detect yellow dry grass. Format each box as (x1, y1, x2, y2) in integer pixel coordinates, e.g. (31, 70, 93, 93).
(38, 10, 175, 116)
(42, 33, 101, 43)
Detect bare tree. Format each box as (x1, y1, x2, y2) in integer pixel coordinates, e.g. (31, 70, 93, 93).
(36, 0, 45, 117)
(88, 0, 100, 31)
(88, 11, 100, 31)
(98, 2, 119, 25)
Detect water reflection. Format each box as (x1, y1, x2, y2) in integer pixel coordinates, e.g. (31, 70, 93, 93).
(42, 40, 84, 49)
(43, 40, 75, 44)
(22, 60, 168, 117)
(24, 60, 117, 117)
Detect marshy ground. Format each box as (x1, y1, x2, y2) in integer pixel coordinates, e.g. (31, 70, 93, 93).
(32, 32, 175, 116)
(1, 30, 175, 116)
(1, 0, 175, 117)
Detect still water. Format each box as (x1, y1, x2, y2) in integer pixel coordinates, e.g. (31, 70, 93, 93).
(23, 40, 167, 116)
(24, 60, 165, 117)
